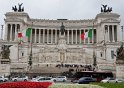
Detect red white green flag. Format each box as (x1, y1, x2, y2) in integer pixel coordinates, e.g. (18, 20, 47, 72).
(22, 28, 32, 37)
(81, 28, 92, 40)
(18, 32, 22, 38)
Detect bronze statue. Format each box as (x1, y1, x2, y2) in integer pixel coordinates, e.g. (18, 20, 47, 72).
(12, 3, 24, 12)
(102, 5, 107, 12)
(18, 3, 23, 12)
(0, 45, 10, 59)
(12, 5, 17, 12)
(116, 43, 124, 61)
(60, 22, 65, 35)
(101, 4, 112, 13)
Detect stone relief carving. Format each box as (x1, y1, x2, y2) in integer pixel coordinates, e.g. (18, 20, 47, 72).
(116, 43, 124, 63)
(0, 45, 11, 59)
(103, 18, 119, 23)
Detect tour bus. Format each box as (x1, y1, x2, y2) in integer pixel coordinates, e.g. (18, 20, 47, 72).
(71, 71, 113, 82)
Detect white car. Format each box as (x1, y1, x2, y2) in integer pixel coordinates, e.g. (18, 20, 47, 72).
(0, 76, 8, 82)
(52, 76, 67, 82)
(117, 79, 124, 83)
(31, 77, 54, 82)
(101, 78, 118, 83)
(32, 76, 43, 80)
(12, 75, 28, 82)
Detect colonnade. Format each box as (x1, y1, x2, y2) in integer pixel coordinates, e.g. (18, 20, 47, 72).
(6, 24, 20, 41)
(30, 28, 96, 44)
(6, 24, 118, 44)
(104, 25, 117, 42)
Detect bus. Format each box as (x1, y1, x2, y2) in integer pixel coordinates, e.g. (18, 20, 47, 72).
(71, 71, 113, 82)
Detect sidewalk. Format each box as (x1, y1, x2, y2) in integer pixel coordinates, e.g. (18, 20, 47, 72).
(49, 83, 104, 88)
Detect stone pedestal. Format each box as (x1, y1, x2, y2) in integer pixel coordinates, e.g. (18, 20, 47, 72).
(116, 60, 124, 79)
(57, 35, 67, 63)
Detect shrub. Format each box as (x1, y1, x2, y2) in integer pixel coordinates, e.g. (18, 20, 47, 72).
(0, 82, 52, 88)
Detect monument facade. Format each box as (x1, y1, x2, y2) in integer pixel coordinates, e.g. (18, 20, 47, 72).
(0, 4, 122, 76)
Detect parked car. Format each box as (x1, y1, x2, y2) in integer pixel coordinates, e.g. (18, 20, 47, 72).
(71, 79, 79, 83)
(32, 76, 43, 80)
(117, 79, 124, 83)
(101, 78, 118, 83)
(52, 76, 67, 82)
(12, 75, 28, 82)
(78, 77, 96, 84)
(0, 76, 8, 82)
(31, 77, 54, 82)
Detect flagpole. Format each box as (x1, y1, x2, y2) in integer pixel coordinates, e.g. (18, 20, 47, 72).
(28, 22, 33, 70)
(18, 42, 19, 61)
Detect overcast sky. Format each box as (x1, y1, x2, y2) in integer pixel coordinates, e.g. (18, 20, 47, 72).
(0, 0, 124, 38)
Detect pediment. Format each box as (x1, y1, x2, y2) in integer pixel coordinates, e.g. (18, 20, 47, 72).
(102, 18, 120, 23)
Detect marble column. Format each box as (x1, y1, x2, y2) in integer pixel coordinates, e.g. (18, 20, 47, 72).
(92, 29, 94, 44)
(108, 25, 110, 42)
(80, 29, 81, 44)
(71, 29, 73, 44)
(116, 25, 119, 41)
(10, 24, 12, 41)
(67, 30, 69, 44)
(76, 29, 77, 44)
(55, 29, 57, 44)
(4, 24, 8, 40)
(14, 24, 17, 41)
(35, 29, 37, 43)
(88, 29, 90, 44)
(47, 29, 49, 44)
(112, 25, 115, 42)
(59, 29, 61, 37)
(51, 29, 53, 44)
(105, 25, 108, 42)
(30, 28, 33, 43)
(39, 29, 41, 43)
(43, 29, 45, 44)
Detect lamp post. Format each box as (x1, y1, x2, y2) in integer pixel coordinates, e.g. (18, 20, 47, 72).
(91, 21, 97, 71)
(28, 22, 33, 70)
(121, 26, 123, 41)
(1, 25, 3, 40)
(93, 45, 97, 71)
(28, 42, 32, 69)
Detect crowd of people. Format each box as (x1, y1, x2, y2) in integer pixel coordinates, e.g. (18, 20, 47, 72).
(55, 64, 93, 71)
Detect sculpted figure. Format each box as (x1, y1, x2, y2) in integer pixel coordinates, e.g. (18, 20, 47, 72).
(102, 4, 107, 12)
(0, 45, 10, 59)
(116, 43, 124, 61)
(101, 4, 112, 12)
(12, 3, 24, 12)
(60, 22, 65, 35)
(12, 5, 17, 12)
(18, 3, 23, 12)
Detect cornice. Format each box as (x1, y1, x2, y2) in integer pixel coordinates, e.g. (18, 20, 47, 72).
(4, 18, 25, 23)
(5, 12, 29, 18)
(95, 12, 120, 19)
(101, 18, 120, 23)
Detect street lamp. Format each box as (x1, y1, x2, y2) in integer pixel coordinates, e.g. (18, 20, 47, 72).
(28, 22, 33, 70)
(121, 26, 123, 41)
(1, 25, 3, 40)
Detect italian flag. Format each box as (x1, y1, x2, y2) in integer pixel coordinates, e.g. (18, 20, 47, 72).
(17, 28, 32, 43)
(18, 28, 32, 38)
(22, 28, 32, 37)
(18, 32, 22, 38)
(81, 29, 92, 40)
